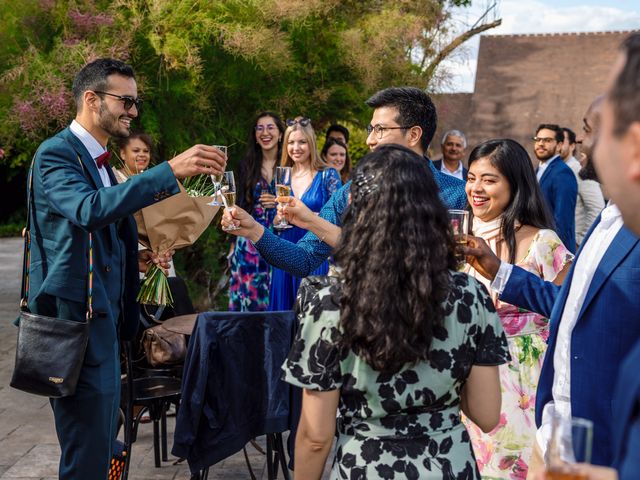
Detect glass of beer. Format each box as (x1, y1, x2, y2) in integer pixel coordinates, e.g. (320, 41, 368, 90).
(208, 145, 227, 206)
(220, 171, 240, 232)
(274, 166, 293, 230)
(448, 209, 469, 269)
(545, 414, 593, 479)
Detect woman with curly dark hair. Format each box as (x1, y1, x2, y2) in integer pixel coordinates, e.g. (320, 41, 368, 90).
(282, 144, 511, 479)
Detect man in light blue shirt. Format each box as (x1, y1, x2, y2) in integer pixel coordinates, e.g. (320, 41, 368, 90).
(223, 87, 467, 277)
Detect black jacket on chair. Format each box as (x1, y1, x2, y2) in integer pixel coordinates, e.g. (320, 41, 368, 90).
(172, 310, 298, 473)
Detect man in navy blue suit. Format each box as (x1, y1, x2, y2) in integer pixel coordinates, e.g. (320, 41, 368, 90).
(464, 93, 640, 477)
(560, 32, 640, 480)
(534, 123, 578, 252)
(28, 58, 226, 479)
(433, 129, 469, 181)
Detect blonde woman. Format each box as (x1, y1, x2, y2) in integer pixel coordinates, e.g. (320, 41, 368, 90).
(269, 116, 341, 310)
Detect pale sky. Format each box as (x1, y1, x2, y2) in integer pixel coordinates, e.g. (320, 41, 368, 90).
(438, 0, 640, 92)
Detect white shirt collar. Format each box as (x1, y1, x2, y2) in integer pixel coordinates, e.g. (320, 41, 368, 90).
(69, 120, 108, 159)
(442, 160, 464, 176)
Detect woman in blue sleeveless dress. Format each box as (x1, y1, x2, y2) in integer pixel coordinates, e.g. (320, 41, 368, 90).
(269, 116, 341, 310)
(228, 112, 285, 311)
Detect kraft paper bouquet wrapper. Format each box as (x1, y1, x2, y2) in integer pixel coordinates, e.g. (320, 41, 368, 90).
(135, 182, 219, 306)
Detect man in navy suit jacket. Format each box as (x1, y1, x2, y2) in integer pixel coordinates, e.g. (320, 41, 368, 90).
(464, 96, 640, 476)
(433, 129, 469, 181)
(28, 58, 226, 479)
(562, 32, 640, 480)
(534, 123, 578, 252)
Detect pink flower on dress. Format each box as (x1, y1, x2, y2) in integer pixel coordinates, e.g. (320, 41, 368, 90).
(498, 454, 518, 470)
(501, 311, 534, 336)
(553, 247, 569, 272)
(510, 456, 528, 480)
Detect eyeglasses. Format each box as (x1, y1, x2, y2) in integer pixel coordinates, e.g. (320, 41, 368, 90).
(367, 124, 413, 139)
(532, 136, 557, 145)
(94, 91, 143, 111)
(255, 124, 278, 133)
(286, 117, 311, 127)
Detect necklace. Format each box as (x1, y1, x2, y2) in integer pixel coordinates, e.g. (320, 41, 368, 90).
(293, 170, 312, 179)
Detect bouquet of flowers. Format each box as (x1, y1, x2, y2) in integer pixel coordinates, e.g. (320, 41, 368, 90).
(135, 174, 219, 306)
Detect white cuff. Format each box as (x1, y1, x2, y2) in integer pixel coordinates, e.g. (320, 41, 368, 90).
(490, 261, 513, 295)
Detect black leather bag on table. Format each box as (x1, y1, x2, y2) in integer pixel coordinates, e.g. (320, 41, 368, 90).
(10, 157, 92, 398)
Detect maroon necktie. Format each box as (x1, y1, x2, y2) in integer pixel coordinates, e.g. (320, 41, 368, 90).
(96, 151, 111, 169)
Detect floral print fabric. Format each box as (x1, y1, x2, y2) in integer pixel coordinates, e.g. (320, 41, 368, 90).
(282, 273, 511, 479)
(464, 229, 573, 479)
(228, 177, 276, 311)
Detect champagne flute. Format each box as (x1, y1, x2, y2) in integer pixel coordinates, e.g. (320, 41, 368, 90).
(207, 145, 227, 206)
(448, 209, 469, 270)
(274, 166, 293, 230)
(545, 414, 593, 479)
(220, 171, 240, 232)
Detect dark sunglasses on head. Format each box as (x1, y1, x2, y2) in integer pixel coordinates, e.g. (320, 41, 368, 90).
(286, 117, 311, 127)
(94, 91, 143, 111)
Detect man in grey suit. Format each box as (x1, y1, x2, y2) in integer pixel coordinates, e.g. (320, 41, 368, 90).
(28, 58, 226, 479)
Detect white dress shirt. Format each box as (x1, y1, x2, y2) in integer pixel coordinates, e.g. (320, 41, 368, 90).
(69, 120, 112, 187)
(491, 203, 624, 457)
(565, 156, 581, 176)
(440, 160, 465, 180)
(536, 155, 559, 182)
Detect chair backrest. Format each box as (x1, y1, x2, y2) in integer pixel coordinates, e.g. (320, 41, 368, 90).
(173, 310, 297, 472)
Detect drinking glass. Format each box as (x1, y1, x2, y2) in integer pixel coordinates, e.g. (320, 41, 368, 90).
(274, 166, 293, 230)
(448, 209, 469, 269)
(207, 145, 227, 206)
(220, 171, 240, 232)
(545, 414, 593, 479)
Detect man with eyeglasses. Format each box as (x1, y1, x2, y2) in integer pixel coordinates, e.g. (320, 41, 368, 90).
(533, 123, 578, 252)
(26, 58, 226, 479)
(222, 86, 467, 277)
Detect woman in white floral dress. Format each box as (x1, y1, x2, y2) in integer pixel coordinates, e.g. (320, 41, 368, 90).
(463, 139, 574, 479)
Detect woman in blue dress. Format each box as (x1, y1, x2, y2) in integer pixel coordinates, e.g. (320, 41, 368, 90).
(269, 116, 341, 310)
(228, 112, 285, 311)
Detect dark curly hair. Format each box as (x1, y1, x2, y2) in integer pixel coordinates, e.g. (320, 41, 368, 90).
(334, 144, 457, 374)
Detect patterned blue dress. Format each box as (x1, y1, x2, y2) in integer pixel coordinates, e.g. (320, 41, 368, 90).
(228, 178, 276, 311)
(268, 168, 341, 310)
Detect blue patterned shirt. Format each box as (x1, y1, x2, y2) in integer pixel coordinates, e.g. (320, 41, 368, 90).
(254, 159, 467, 277)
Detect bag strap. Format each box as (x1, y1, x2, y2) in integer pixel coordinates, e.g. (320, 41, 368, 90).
(21, 154, 93, 320)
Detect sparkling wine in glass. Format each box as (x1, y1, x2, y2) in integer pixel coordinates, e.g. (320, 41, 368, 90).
(207, 145, 227, 206)
(448, 209, 469, 269)
(274, 166, 293, 230)
(220, 171, 240, 232)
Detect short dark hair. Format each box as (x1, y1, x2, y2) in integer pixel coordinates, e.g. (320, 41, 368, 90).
(536, 123, 564, 143)
(610, 32, 640, 136)
(468, 139, 554, 263)
(325, 124, 350, 144)
(365, 87, 437, 152)
(72, 58, 135, 109)
(561, 127, 576, 145)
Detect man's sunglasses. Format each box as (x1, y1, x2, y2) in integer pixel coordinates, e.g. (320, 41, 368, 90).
(94, 91, 143, 111)
(286, 117, 311, 127)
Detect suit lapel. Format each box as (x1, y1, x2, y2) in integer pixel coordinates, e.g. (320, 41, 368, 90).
(61, 128, 104, 189)
(544, 215, 602, 351)
(538, 155, 559, 185)
(579, 226, 639, 317)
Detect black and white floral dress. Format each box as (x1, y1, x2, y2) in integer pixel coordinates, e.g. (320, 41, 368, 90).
(282, 273, 511, 480)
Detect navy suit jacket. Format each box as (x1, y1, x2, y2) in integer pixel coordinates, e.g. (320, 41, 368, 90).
(432, 159, 468, 181)
(612, 340, 640, 479)
(538, 156, 578, 252)
(28, 127, 180, 365)
(500, 217, 640, 466)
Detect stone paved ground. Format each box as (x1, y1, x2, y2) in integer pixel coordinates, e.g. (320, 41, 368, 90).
(0, 237, 330, 480)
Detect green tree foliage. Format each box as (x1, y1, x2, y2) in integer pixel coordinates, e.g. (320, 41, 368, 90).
(0, 0, 473, 308)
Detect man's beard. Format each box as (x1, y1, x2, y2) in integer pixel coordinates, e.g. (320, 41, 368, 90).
(98, 102, 131, 139)
(579, 142, 600, 182)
